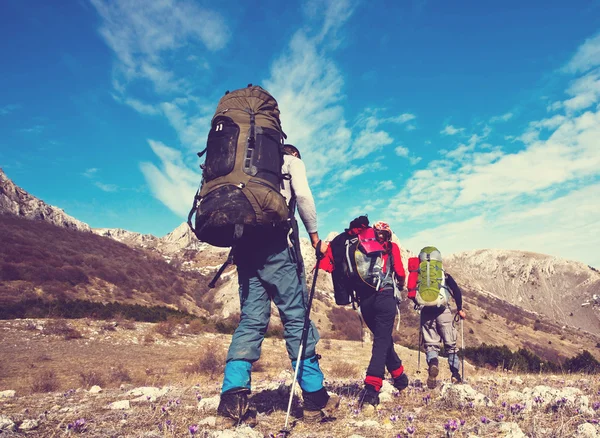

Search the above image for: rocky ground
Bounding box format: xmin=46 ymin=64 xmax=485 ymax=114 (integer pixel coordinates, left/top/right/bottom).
xmin=2 ymin=319 xmax=600 ymax=437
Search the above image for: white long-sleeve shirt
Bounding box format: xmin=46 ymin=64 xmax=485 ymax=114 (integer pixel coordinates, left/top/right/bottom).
xmin=281 ymin=155 xmax=318 ymax=234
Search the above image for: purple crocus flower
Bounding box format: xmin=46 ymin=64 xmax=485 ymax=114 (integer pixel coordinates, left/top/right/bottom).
xmin=460 ymin=419 xmax=466 ymax=426
xmin=593 ymin=402 xmax=600 ymax=410
xmin=406 ymin=426 xmax=415 ymax=434
xmin=407 ymin=414 xmax=414 ymax=422
xmin=480 ymin=416 xmax=490 ymax=424
xmin=189 ymin=424 xmax=199 ymax=435
xmin=390 ymin=414 xmax=399 ymax=422
xmin=497 ymin=414 xmax=505 ymax=421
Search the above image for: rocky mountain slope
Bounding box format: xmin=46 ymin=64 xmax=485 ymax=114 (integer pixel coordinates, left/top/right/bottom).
xmin=2 ymin=169 xmax=600 ymax=363
xmin=0 ymin=168 xmax=90 ymax=232
xmin=446 ymin=249 xmax=600 ymax=333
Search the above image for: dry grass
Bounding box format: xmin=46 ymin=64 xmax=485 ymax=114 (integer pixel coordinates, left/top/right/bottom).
xmin=327 ymin=361 xmax=361 ymax=378
xmin=31 ymin=370 xmax=59 ymax=393
xmin=3 ymin=318 xmax=600 ymax=437
xmin=79 ymin=370 xmax=104 ymax=388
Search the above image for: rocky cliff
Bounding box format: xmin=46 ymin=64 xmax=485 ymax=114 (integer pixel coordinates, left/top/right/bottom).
xmin=0 ymin=168 xmax=90 ymax=232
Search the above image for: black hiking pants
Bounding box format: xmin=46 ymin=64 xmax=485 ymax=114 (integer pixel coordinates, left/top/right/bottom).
xmin=359 ymin=288 xmax=402 ymax=379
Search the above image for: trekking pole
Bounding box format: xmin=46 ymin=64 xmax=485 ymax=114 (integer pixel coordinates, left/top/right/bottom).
xmin=281 ymin=241 xmax=323 ymax=436
xmin=417 ymin=326 xmax=422 ymax=374
xmin=461 ymin=318 xmax=465 ymax=382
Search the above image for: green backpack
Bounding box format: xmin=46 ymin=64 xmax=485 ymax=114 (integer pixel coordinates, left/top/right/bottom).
xmin=415 ymin=246 xmax=449 ymax=307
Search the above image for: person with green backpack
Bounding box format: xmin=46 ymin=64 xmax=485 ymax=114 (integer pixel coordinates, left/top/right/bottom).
xmin=407 ymin=246 xmax=466 ymax=389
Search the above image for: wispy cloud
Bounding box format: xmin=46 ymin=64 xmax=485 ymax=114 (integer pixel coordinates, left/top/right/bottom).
xmin=83 ymin=168 xmax=98 ymax=178
xmin=564 ymin=32 xmax=600 ymax=74
xmin=490 ymin=112 xmax=513 ymax=123
xmin=91 ymin=0 xmax=229 ymax=94
xmin=0 ymin=104 xmax=20 ymax=115
xmin=395 ymin=146 xmax=409 ymax=157
xmin=440 ymin=124 xmax=464 ymax=135
xmin=139 ymin=140 xmax=199 ymax=216
xmin=379 ymin=180 xmax=396 ymax=190
xmin=19 ymin=125 xmax=45 ymax=134
xmin=95 ymin=182 xmax=119 ymax=192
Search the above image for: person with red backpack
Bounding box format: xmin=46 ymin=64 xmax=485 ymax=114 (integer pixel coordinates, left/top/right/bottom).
xmin=319 ymin=217 xmax=409 ymax=410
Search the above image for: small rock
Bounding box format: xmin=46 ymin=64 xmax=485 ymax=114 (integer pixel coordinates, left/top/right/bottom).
xmin=440 ymin=383 xmax=494 ymax=407
xmin=0 ymin=390 xmax=16 ymax=399
xmin=497 ymin=422 xmax=527 ymax=438
xmin=89 ymin=385 xmax=102 ymax=394
xmin=0 ymin=415 xmax=15 ymax=431
xmin=576 ymin=423 xmax=600 ymax=438
xmin=349 ymin=419 xmax=380 ymax=428
xmin=199 ymin=416 xmax=217 ymax=426
xmin=198 ymin=396 xmax=220 ymax=413
xmin=108 ymin=400 xmax=131 ymax=410
xmin=19 ymin=419 xmax=39 ymax=431
xmin=511 ymin=376 xmax=524 ymax=385
xmin=208 ymin=425 xmax=263 ymax=437
xmin=127 ymin=386 xmax=169 ymax=401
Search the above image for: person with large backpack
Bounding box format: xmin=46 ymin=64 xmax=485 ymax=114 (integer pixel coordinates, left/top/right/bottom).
xmin=319 ymin=217 xmax=409 ymax=411
xmin=407 ymin=246 xmax=466 ymax=389
xmin=188 ymin=85 xmax=338 ymax=427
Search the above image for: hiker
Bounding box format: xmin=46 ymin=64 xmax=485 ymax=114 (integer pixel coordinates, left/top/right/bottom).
xmin=188 ymin=86 xmax=338 ymax=426
xmin=319 ymin=217 xmax=409 ymax=410
xmin=217 ymin=142 xmax=338 ymax=425
xmin=407 ymin=246 xmax=466 ymax=389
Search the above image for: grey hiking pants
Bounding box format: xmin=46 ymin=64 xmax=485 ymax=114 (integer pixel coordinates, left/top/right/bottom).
xmin=420 ymin=306 xmax=460 ymax=370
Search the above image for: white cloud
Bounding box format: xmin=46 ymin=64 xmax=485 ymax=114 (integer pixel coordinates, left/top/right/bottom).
xmin=564 ymin=32 xmax=600 ymax=74
xmin=388 ymin=113 xmax=416 ymax=124
xmin=339 ymin=166 xmax=367 ymax=182
xmin=19 ymin=125 xmax=44 ymax=134
xmin=563 ymin=69 xmax=600 ymax=112
xmin=0 ymin=104 xmax=20 ymax=115
xmin=91 ymin=0 xmax=229 ymax=94
xmin=122 ymin=97 xmax=160 ymax=116
xmin=94 ymin=182 xmax=118 ymax=192
xmin=490 ymin=112 xmax=513 ymax=123
xmin=395 ymin=146 xmax=409 ymax=157
xmin=83 ymin=168 xmax=98 ymax=178
xmin=139 ymin=140 xmax=199 ymax=217
xmin=379 ymin=180 xmax=396 ymax=190
xmin=401 ymin=183 xmax=600 ymax=267
xmin=440 ymin=124 xmax=464 ymax=135
xmin=409 ymin=156 xmax=422 ymax=166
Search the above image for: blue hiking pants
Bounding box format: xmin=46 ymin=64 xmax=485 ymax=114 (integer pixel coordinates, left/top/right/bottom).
xmin=221 ymin=228 xmax=322 ymax=393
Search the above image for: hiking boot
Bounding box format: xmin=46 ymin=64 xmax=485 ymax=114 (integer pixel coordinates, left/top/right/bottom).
xmin=427 ymin=358 xmax=439 ymax=389
xmin=393 ymin=373 xmax=409 ymax=391
xmin=303 ymin=391 xmax=340 ymax=423
xmin=451 ymin=369 xmax=462 ymax=384
xmin=358 ymin=384 xmax=380 ymax=408
xmin=217 ymin=388 xmax=252 ymax=427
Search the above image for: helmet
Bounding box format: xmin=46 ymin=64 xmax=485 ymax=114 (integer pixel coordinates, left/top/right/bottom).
xmin=373 ymin=221 xmax=392 ymax=240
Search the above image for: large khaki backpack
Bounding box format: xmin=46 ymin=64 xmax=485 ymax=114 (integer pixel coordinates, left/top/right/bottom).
xmin=188 ymin=85 xmax=289 ymax=247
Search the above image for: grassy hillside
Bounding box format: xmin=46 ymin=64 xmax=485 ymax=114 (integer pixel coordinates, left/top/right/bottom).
xmin=0 ymin=214 xmax=217 ymax=315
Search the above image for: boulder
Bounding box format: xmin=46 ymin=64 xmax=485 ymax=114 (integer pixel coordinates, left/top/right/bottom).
xmin=89 ymin=385 xmax=102 ymax=394
xmin=108 ymin=400 xmax=130 ymax=410
xmin=197 ymin=396 xmax=220 ymax=413
xmin=576 ymin=423 xmax=600 ymax=438
xmin=440 ymin=383 xmax=494 ymax=408
xmin=18 ymin=419 xmax=39 ymax=431
xmin=0 ymin=416 xmax=15 ymax=431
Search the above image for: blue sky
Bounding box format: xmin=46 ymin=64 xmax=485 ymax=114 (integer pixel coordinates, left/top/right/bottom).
xmin=1 ymin=0 xmax=600 ymax=266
